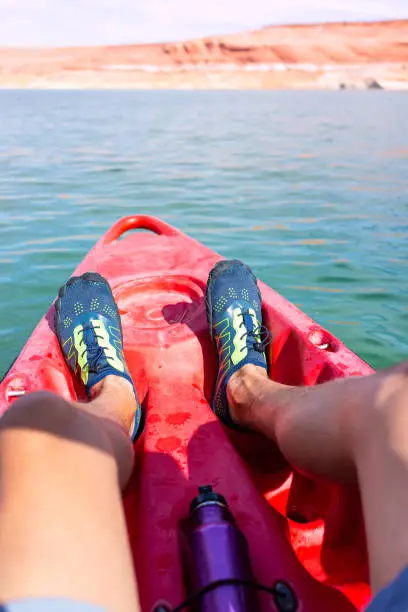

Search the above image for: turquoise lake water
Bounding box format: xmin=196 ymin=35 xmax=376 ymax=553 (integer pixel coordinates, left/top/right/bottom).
xmin=0 ymin=90 xmax=407 ymax=377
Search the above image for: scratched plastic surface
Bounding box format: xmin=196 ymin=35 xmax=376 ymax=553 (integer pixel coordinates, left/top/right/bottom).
xmin=0 ymin=216 xmax=374 ymax=611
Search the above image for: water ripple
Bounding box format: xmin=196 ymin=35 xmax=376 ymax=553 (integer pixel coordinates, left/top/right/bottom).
xmin=0 ymin=90 xmax=407 ymax=375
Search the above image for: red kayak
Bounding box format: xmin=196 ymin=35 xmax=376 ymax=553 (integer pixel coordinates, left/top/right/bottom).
xmin=0 ymin=216 xmax=374 ymax=611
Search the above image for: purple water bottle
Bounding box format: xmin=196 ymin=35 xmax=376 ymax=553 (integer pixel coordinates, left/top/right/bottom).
xmin=180 ymin=485 xmax=261 ymax=612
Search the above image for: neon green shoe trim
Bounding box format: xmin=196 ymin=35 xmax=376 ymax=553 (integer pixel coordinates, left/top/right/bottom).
xmin=91 ymin=320 xmax=125 ymax=373
xmin=231 ymin=307 xmax=247 ymax=365
xmin=73 ymin=324 xmax=89 ymax=385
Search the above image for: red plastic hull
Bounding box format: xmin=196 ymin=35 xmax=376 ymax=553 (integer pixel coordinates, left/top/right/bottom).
xmin=0 ymin=216 xmax=374 ymax=611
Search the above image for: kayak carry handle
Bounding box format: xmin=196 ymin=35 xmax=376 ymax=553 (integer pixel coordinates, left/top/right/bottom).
xmin=101 ymin=215 xmax=180 ymax=245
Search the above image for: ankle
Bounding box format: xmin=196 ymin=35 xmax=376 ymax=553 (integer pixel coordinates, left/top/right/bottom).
xmin=226 ymin=365 xmax=268 ymax=427
xmin=90 ymin=375 xmax=133 ymax=400
xmin=88 ymin=375 xmax=137 ymax=433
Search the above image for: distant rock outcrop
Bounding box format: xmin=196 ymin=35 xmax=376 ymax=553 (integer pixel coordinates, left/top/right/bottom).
xmin=365 ymin=78 xmax=383 ymax=89
xmin=155 ymin=20 xmax=408 ymax=67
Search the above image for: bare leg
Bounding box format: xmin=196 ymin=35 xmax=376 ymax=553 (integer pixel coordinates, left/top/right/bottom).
xmin=227 ymin=361 xmax=408 ymax=594
xmin=0 ymin=376 xmax=140 ymax=611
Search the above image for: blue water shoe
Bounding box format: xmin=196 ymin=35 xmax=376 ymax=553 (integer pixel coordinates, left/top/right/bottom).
xmin=55 ymin=272 xmax=143 ymax=441
xmin=206 ymin=260 xmax=270 ymax=427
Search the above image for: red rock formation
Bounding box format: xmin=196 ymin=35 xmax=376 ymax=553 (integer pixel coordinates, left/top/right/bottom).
xmin=0 ymin=20 xmax=407 ymax=89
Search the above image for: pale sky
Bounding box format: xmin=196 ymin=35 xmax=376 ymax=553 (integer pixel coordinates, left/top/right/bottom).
xmin=0 ymin=0 xmax=406 ymax=47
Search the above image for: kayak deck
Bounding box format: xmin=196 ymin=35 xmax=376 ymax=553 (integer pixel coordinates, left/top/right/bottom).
xmin=0 ymin=216 xmax=374 ymax=611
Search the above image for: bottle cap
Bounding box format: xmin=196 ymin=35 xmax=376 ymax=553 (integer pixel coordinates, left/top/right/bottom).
xmin=190 ymin=485 xmax=228 ymax=512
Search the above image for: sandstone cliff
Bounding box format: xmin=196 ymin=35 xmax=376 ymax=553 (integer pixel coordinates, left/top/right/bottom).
xmin=0 ymin=20 xmax=407 ymax=89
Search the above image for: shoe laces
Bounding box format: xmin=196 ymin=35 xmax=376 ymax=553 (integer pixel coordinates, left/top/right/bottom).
xmin=238 ymin=311 xmax=272 ymax=353
xmin=79 ymin=324 xmax=106 ymax=372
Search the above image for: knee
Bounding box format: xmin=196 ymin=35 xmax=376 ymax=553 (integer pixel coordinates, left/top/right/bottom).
xmin=375 ymin=361 xmax=408 ymax=413
xmin=0 ymin=391 xmax=78 ymax=434
xmin=345 ymin=362 xmax=408 ymax=453
xmin=0 ymin=391 xmax=133 ymax=487
xmin=354 ymin=362 xmax=408 ymax=450
xmin=0 ymin=391 xmax=112 ymax=455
